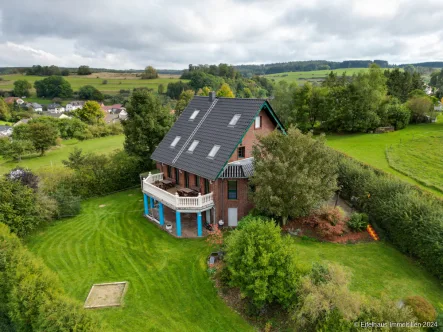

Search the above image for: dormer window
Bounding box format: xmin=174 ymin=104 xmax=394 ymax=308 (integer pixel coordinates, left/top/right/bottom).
xmin=188 ymin=140 xmax=199 ymax=153
xmin=189 ymin=110 xmax=200 ymax=120
xmin=207 ymin=145 xmax=220 ymax=159
xmin=170 ymin=136 xmax=181 ymax=148
xmin=228 ymin=114 xmax=241 ymax=127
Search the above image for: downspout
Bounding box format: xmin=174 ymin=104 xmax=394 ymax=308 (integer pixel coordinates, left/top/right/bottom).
xmin=221 ymin=179 xmax=225 ymax=223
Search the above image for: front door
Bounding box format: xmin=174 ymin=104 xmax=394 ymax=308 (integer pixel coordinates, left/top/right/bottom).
xmin=228 ymin=208 xmax=238 ymax=227
xmin=206 ymin=209 xmax=211 ymax=224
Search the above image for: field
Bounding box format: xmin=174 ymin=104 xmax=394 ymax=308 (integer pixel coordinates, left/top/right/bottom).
xmin=0 ymin=135 xmax=124 ymax=174
xmin=265 ymin=68 xmax=372 ymax=85
xmin=26 ymin=190 xmax=443 ymax=331
xmin=0 ymin=73 xmax=186 ymax=97
xmin=326 ymin=122 xmax=443 ymax=197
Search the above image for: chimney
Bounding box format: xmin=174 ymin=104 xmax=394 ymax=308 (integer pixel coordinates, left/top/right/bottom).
xmin=209 ymin=91 xmax=216 ymax=102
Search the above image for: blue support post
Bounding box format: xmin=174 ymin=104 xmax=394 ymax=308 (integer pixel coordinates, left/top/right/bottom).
xmin=176 ymin=211 xmax=181 ymax=237
xmin=143 ymin=194 xmax=149 ymax=215
xmin=197 ymin=212 xmax=202 ymax=237
xmin=159 ymin=202 xmax=164 ymax=226
xmin=150 ymin=197 xmax=155 ymax=209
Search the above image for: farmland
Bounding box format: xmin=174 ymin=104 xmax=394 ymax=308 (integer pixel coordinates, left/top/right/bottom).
xmin=264 ymin=68 xmax=372 ymax=85
xmin=326 ymin=122 xmax=443 ymax=197
xmin=0 ymin=135 xmax=124 ymax=174
xmin=0 ymin=72 xmax=186 ymax=96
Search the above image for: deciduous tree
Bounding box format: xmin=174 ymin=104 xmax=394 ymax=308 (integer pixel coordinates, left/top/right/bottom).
xmin=77 ymin=65 xmax=92 ymax=75
xmin=34 ymin=76 xmax=73 ymax=98
xmin=28 ymin=122 xmax=59 ymax=155
xmin=78 ymin=85 xmax=104 ymax=101
xmin=175 ymin=90 xmax=194 ymax=116
xmin=122 ymin=89 xmax=172 ymax=164
xmin=73 ymin=101 xmax=104 ymax=124
xmin=0 ymin=97 xmax=11 ymax=121
xmin=13 ymin=79 xmax=32 ymax=97
xmin=141 ymin=66 xmax=159 ymax=79
xmin=251 ymin=127 xmax=338 ymax=225
xmin=216 ymin=83 xmax=235 ymax=98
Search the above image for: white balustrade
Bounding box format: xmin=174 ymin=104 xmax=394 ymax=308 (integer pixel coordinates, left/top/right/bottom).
xmin=142 ymin=172 xmax=213 ymax=210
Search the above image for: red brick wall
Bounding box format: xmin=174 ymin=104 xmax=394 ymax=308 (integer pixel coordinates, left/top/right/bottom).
xmin=213 ymin=178 xmax=253 ymax=224
xmin=228 ymin=108 xmax=276 ymax=163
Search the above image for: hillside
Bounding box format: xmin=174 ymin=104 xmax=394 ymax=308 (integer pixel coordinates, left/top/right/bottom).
xmin=265 ymin=68 xmax=371 ymax=85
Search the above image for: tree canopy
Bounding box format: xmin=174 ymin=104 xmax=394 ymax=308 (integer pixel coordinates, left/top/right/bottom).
xmin=216 ymin=83 xmax=235 ymax=98
xmin=122 ymin=89 xmax=172 ymax=165
xmin=13 ymin=80 xmax=32 ymax=97
xmin=78 ymin=85 xmax=104 ymax=101
xmin=251 ymin=127 xmax=338 ymax=224
xmin=141 ymin=66 xmax=159 ymax=79
xmin=34 ymin=76 xmax=73 ymax=98
xmin=175 ymin=90 xmax=194 ymax=117
xmin=77 ymin=65 xmax=92 ymax=75
xmin=73 ymin=101 xmax=104 ymax=124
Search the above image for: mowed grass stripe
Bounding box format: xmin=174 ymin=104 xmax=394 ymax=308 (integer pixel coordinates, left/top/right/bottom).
xmin=26 ymin=189 xmax=253 ymax=332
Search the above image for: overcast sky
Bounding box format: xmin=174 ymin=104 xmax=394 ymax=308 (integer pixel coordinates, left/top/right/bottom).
xmin=1 ymin=0 xmax=443 ymax=70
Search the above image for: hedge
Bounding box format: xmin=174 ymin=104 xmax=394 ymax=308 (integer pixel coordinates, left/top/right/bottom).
xmin=337 ymin=154 xmax=443 ymax=280
xmin=0 ymin=223 xmax=101 ymax=331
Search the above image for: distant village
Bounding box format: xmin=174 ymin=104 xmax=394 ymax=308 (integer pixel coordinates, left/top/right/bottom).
xmin=0 ymin=97 xmax=127 ymax=137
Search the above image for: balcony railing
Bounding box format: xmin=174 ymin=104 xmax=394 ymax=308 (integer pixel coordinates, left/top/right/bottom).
xmin=142 ymin=172 xmax=214 ymax=211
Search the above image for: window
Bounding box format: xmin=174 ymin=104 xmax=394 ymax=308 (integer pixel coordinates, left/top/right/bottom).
xmin=238 ymin=146 xmax=245 ymax=158
xmin=167 ymin=165 xmax=172 ymax=178
xmin=254 ymin=116 xmax=262 ymax=129
xmin=188 ymin=140 xmax=199 ymax=153
xmin=228 ymin=181 xmax=237 ymax=200
xmin=204 ymin=179 xmax=210 ymax=194
xmin=189 ymin=110 xmax=200 ymax=120
xmin=207 ymin=145 xmax=220 ymax=158
xmin=185 ymin=172 xmax=189 ymax=187
xmin=175 ymin=168 xmax=180 ymax=185
xmin=195 ymin=175 xmax=200 ymax=187
xmin=228 ymin=114 xmax=241 ymax=127
xmin=170 ymin=136 xmax=181 ymax=147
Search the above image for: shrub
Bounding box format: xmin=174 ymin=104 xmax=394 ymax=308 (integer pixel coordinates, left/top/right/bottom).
xmin=347 ymin=212 xmax=369 ymax=232
xmin=236 ymin=214 xmax=269 ymax=230
xmin=0 ymin=223 xmax=101 ymax=331
xmin=225 ymin=218 xmax=301 ymax=310
xmin=291 ymin=264 xmax=361 ymax=331
xmin=337 ymin=154 xmax=443 ymax=280
xmin=50 ymin=186 xmax=82 ymax=219
xmin=404 ymin=296 xmax=437 ymax=322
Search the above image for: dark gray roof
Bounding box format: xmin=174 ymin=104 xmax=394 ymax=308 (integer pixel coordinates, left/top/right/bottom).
xmin=151 ymin=96 xmax=282 ymax=180
xmin=220 ymin=158 xmax=254 ymax=178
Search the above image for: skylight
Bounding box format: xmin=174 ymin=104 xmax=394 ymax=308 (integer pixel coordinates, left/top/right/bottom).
xmin=188 ymin=140 xmax=199 ymax=152
xmin=208 ymin=145 xmax=221 ymax=158
xmin=170 ymin=136 xmax=181 ymax=148
xmin=189 ymin=110 xmax=200 ymax=120
xmin=228 ymin=114 xmax=241 ymax=126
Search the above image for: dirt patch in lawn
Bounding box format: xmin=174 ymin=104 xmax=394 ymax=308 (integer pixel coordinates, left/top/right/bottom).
xmin=99 ymin=204 xmax=106 ymax=208
xmin=84 ymin=282 xmax=128 ymax=309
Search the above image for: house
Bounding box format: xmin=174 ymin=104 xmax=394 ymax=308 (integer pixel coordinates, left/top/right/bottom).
xmin=142 ymin=92 xmax=285 ymax=237
xmin=112 ymin=108 xmax=127 ymax=120
xmin=0 ymin=125 xmax=13 ymax=137
xmin=66 ymin=101 xmax=85 ymax=112
xmin=4 ymin=97 xmax=24 ymax=105
xmin=31 ymin=103 xmax=43 ymax=112
xmin=425 ymin=85 xmax=432 ymax=95
xmin=47 ymin=103 xmax=65 ymax=113
xmin=101 ymin=104 xmax=122 ymax=112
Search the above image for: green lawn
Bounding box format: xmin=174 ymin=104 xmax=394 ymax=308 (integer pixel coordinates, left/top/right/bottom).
xmin=293 ymin=238 xmax=443 ymax=308
xmin=26 ymin=189 xmax=252 ymax=332
xmin=25 ymin=190 xmax=443 ymax=331
xmin=326 ymin=123 xmax=443 ymax=197
xmin=0 ymin=74 xmax=186 ymax=96
xmin=0 ymin=120 xmax=13 ymax=125
xmin=0 ymin=135 xmax=124 ymax=174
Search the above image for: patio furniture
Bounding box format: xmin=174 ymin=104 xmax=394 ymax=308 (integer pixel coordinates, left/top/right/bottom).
xmin=177 ymin=187 xmax=197 ymax=197
xmin=160 ymin=179 xmax=174 ymax=189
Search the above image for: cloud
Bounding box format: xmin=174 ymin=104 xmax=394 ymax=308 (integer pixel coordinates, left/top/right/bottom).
xmin=0 ymin=0 xmax=442 ymax=69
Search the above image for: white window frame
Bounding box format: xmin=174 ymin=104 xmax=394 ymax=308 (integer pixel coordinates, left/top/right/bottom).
xmin=188 ymin=140 xmax=199 ymax=153
xmin=207 ymin=145 xmax=221 ymax=158
xmin=254 ymin=116 xmax=261 ymax=129
xmin=170 ymin=136 xmax=181 ymax=147
xmin=189 ymin=110 xmax=200 ymax=120
xmin=228 ymin=114 xmax=241 ymax=127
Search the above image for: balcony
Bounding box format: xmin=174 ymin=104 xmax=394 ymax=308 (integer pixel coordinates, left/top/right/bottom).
xmin=142 ymin=172 xmax=214 ymax=212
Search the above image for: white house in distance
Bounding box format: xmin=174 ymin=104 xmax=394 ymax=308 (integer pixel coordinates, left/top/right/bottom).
xmin=0 ymin=125 xmax=13 ymax=137
xmin=28 ymin=103 xmax=43 ymax=112
xmin=47 ymin=103 xmax=65 ymax=113
xmin=66 ymin=101 xmax=85 ymax=112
